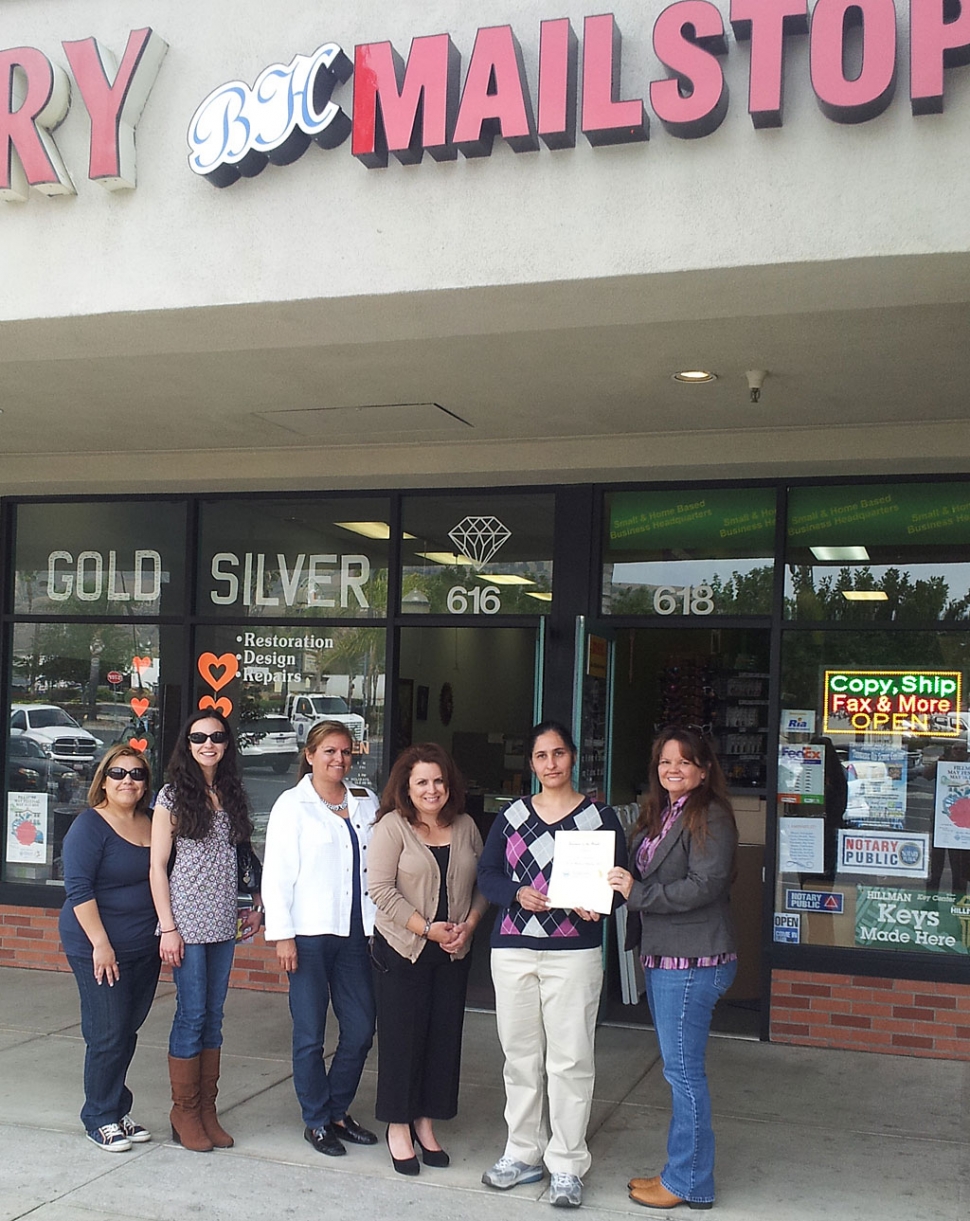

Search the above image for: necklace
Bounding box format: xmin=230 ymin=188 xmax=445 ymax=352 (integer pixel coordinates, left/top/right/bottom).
xmin=320 ymin=793 xmax=348 ymax=813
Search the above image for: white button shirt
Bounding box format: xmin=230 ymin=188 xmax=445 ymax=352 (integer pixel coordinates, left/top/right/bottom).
xmin=262 ymin=773 xmax=378 ymax=941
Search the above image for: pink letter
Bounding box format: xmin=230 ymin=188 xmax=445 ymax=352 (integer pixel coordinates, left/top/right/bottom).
xmin=538 ymin=18 xmax=578 ymax=149
xmin=730 ymin=0 xmax=808 ymax=127
xmin=453 ymin=25 xmax=537 ymax=156
xmin=650 ymin=1 xmax=729 ymax=138
xmin=810 ymin=0 xmax=897 ymax=122
xmin=352 ymin=34 xmax=459 ymax=167
xmin=910 ymin=0 xmax=970 ymax=114
xmin=0 ymin=46 xmax=73 ymax=201
xmin=62 ymin=28 xmax=167 ymax=190
xmin=582 ymin=13 xmax=649 ymax=145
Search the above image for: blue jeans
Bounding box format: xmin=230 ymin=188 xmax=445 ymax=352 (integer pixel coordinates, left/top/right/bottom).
xmin=68 ymin=951 xmax=161 ymax=1132
xmin=288 ymin=930 xmax=375 ymax=1129
xmin=169 ymin=939 xmax=236 ymax=1058
xmin=645 ymin=960 xmax=738 ymax=1204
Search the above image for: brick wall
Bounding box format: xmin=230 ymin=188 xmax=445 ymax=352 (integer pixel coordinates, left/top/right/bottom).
xmin=0 ymin=904 xmax=288 ymax=991
xmin=771 ymin=969 xmax=970 ymax=1060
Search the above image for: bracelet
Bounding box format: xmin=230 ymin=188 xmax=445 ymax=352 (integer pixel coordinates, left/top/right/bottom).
xmin=250 ymin=905 xmax=264 ymax=914
xmin=422 ymin=916 xmax=432 ymax=938
xmin=160 ymin=928 xmax=177 ymax=935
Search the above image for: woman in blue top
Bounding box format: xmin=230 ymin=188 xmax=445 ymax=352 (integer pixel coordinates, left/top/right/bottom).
xmin=59 ymin=743 xmax=160 ymax=1153
xmin=478 ymin=720 xmax=626 ymax=1210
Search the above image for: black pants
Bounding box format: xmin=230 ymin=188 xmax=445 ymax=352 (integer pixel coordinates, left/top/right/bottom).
xmin=373 ymin=933 xmax=472 ymax=1123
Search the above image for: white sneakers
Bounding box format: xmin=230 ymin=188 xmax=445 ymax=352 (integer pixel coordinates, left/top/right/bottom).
xmin=549 ymin=1172 xmax=583 ymax=1208
xmin=482 ymin=1156 xmax=545 ymax=1189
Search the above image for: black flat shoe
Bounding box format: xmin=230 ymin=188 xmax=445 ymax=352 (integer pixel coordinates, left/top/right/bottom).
xmin=410 ymin=1123 xmax=450 ymax=1168
xmin=331 ymin=1115 xmax=378 ymax=1146
xmin=304 ymin=1125 xmax=346 ymax=1157
xmin=385 ymin=1126 xmax=419 ymax=1176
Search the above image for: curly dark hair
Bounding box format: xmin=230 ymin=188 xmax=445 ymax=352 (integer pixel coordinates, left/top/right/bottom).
xmin=377 ymin=742 xmax=465 ymax=826
xmin=164 ymin=709 xmax=252 ymax=843
xmin=635 ymin=725 xmax=734 ymax=845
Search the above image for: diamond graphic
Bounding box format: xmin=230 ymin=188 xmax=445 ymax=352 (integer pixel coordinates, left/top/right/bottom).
xmin=448 ymin=516 xmax=511 ymax=570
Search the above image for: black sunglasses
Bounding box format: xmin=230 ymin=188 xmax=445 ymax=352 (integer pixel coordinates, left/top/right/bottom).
xmin=187 ymin=731 xmax=229 ymax=744
xmin=105 ymin=766 xmax=149 ymax=782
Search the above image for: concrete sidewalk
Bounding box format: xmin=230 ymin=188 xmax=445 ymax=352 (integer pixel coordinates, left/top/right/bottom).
xmin=0 ymin=965 xmax=965 ymax=1221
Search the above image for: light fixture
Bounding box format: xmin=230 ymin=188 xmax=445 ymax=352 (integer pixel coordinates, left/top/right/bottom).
xmin=414 ymin=551 xmax=474 ymax=566
xmin=673 ymin=369 xmax=717 ymax=384
xmin=475 ymin=574 xmax=535 ymax=586
xmin=811 ymin=546 xmax=871 ymax=562
xmin=335 ymin=522 xmax=416 ymax=540
xmin=526 ymin=591 xmax=553 ymax=602
xmin=401 ymin=590 xmax=431 ymax=614
xmin=843 ymin=590 xmax=888 ymax=601
xmin=745 ymin=369 xmax=767 ymax=403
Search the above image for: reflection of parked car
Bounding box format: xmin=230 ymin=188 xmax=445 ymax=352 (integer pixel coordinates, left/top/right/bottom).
xmin=10 ymin=704 xmax=102 ymax=773
xmin=7 ymin=736 xmax=78 ymax=801
xmin=238 ymin=716 xmax=299 ymax=774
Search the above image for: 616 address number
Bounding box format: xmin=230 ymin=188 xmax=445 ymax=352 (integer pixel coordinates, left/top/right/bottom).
xmin=447 ymin=585 xmax=501 ymax=614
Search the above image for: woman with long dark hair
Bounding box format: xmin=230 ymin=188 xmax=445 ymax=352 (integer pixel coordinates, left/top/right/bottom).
xmin=150 ymin=709 xmax=262 ymax=1153
xmin=368 ymin=742 xmax=487 ymax=1174
xmin=60 ymin=743 xmax=159 ymax=1152
xmin=608 ymin=726 xmax=738 ymax=1211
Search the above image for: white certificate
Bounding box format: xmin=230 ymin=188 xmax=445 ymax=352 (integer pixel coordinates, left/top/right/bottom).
xmin=547 ymin=830 xmax=615 ymax=915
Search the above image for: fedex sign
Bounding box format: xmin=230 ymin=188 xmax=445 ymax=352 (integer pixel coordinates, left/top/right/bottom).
xmin=188 ymin=4 xmax=970 ymax=188
xmin=0 ymin=28 xmax=167 ymax=201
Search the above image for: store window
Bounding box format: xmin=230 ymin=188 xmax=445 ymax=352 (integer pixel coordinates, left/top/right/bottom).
xmin=197 ymin=497 xmax=391 ymax=619
xmin=785 ymin=481 xmax=970 ymax=622
xmin=14 ymin=501 xmax=186 ymax=617
xmin=5 ymin=622 xmax=176 ymax=885
xmin=602 ymin=487 xmax=776 ymax=616
xmin=775 ymin=629 xmax=970 ymax=957
xmin=193 ymin=624 xmax=386 ymax=854
xmin=401 ymin=493 xmax=554 ymax=615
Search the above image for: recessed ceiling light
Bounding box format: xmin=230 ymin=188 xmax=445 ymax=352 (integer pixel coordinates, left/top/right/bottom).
xmin=414 ymin=551 xmax=475 ymax=566
xmin=673 ymin=370 xmax=717 ymax=384
xmin=526 ymin=591 xmax=553 ymax=602
xmin=811 ymin=546 xmax=871 ymax=562
xmin=843 ymin=590 xmax=888 ymax=601
xmin=475 ymin=574 xmax=535 ymax=586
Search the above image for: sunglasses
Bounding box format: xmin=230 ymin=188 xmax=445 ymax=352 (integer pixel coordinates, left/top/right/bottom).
xmin=187 ymin=730 xmax=229 ymax=744
xmin=105 ymin=766 xmax=149 ymax=782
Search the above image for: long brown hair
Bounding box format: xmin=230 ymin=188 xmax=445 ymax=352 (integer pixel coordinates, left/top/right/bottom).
xmin=634 ymin=726 xmax=734 ymax=843
xmin=377 ymin=742 xmax=465 ymax=826
xmin=165 ymin=709 xmax=252 ymax=844
xmin=87 ymin=744 xmax=152 ymax=815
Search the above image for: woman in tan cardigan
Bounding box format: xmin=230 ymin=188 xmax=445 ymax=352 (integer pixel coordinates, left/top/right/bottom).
xmin=368 ymin=742 xmax=488 ymax=1176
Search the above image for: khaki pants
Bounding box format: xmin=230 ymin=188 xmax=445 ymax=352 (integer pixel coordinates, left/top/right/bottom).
xmin=491 ymin=946 xmax=603 ymax=1177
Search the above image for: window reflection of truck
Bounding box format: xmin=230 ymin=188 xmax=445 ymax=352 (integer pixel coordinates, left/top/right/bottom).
xmin=10 ymin=704 xmax=103 ymax=774
xmin=284 ymin=695 xmax=367 ymax=752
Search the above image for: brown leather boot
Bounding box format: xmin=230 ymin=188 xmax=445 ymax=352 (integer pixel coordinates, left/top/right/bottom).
xmin=168 ymin=1054 xmax=213 ymax=1152
xmin=199 ymin=1047 xmax=234 ymax=1148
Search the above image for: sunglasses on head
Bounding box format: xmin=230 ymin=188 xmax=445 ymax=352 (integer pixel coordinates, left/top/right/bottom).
xmin=105 ymin=766 xmax=149 ymax=782
xmin=188 ymin=730 xmax=229 ymax=744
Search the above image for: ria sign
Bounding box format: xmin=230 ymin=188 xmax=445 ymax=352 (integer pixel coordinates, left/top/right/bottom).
xmin=188 ymin=4 xmax=970 ymax=188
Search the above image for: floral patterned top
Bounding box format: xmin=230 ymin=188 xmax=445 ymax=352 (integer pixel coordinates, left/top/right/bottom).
xmin=156 ymin=783 xmax=237 ymax=944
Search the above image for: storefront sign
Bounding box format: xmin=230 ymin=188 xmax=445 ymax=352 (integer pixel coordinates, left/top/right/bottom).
xmin=933 ymin=759 xmax=970 ymax=850
xmin=0 ymin=28 xmax=167 ymax=201
xmin=208 ymin=552 xmax=371 ymax=609
xmin=845 ymin=744 xmax=907 ymax=828
xmin=837 ymin=830 xmax=929 ymax=878
xmin=789 ymin=481 xmax=970 ymax=547
xmin=186 ymin=4 xmax=970 ymax=188
xmin=823 ymin=669 xmax=961 ymax=736
xmin=785 ymin=888 xmax=844 ymax=913
xmin=782 ymin=709 xmax=816 ymax=734
xmin=855 ymin=886 xmax=970 ymax=953
xmin=46 ymin=549 xmax=163 ymax=604
xmin=773 ymin=913 xmax=800 ymax=943
xmin=778 ymin=745 xmax=825 ymax=804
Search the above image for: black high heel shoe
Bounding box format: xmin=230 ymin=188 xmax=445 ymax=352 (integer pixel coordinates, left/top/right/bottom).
xmin=385 ymin=1125 xmax=420 ymax=1176
xmin=410 ymin=1122 xmax=450 ymax=1168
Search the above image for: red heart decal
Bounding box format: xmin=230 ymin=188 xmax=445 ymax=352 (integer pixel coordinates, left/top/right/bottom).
xmin=131 ymin=656 xmax=151 ymax=671
xmin=199 ymin=695 xmax=233 ymax=717
xmin=131 ymin=697 xmax=150 ymax=718
xmin=197 ymin=652 xmax=239 ymax=692
xmin=129 ymin=738 xmax=148 ymax=752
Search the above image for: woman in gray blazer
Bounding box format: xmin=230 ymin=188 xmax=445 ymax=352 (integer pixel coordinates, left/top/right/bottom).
xmin=608 ymin=727 xmax=738 ymax=1212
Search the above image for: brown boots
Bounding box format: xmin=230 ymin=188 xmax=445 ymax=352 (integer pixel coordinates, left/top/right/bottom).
xmin=199 ymin=1047 xmax=234 ymax=1147
xmin=169 ymin=1051 xmax=234 ymax=1151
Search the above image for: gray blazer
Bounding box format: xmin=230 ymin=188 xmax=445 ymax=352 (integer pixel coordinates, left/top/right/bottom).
xmin=624 ymin=801 xmax=738 ymax=961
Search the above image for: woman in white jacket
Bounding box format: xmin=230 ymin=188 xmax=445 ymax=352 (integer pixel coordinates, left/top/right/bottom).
xmin=262 ymin=720 xmax=379 ymax=1158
